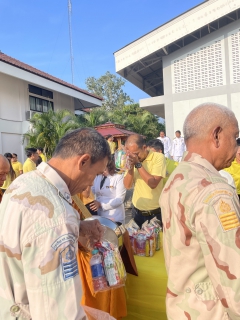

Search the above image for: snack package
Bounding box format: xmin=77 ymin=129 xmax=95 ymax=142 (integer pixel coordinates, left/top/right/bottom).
xmin=90 ymin=240 xmax=126 ymax=292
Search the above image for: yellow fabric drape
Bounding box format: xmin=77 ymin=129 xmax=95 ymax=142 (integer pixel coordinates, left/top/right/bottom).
xmin=123 ymin=234 xmax=167 ymax=320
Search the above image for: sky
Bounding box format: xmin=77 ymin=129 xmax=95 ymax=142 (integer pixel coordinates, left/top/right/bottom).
xmin=0 ymin=0 xmax=203 ymax=102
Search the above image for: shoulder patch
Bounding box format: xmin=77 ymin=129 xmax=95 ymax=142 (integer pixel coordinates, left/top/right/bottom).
xmin=213 ymin=198 xmax=240 ymax=232
xmin=60 ymin=244 xmax=78 ymax=281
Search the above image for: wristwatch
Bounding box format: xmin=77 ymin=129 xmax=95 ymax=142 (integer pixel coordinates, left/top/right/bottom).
xmin=135 ymin=162 xmax=142 ymax=169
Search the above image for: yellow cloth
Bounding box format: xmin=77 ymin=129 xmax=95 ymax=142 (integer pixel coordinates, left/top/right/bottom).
xmin=124 ymin=233 xmax=167 ymax=320
xmin=1 ymin=174 xmax=12 ymax=190
xmin=12 ymin=161 xmax=23 ymax=177
xmin=77 ymin=250 xmax=127 ymax=320
xmin=130 ymin=151 xmax=166 ymax=210
xmin=163 ymin=158 xmax=178 ymax=186
xmin=108 ymin=141 xmax=116 ymax=155
xmin=23 ymin=158 xmax=36 ymax=173
xmin=224 ymin=159 xmax=240 ymax=194
xmin=39 ymin=153 xmax=47 ymax=162
xmin=82 ymin=190 xmax=95 ymax=205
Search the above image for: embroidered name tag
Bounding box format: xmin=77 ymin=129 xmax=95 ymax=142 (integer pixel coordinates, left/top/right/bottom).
xmin=51 ymin=233 xmax=76 ymax=251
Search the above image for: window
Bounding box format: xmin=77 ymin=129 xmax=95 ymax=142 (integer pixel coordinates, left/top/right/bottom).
xmin=29 ymin=96 xmax=54 ymax=113
xmin=29 ymin=84 xmax=53 ymax=99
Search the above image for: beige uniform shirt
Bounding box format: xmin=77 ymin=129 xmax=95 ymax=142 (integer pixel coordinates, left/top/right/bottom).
xmin=160 ymin=152 xmax=240 ymax=320
xmin=0 ymin=162 xmax=87 ymax=319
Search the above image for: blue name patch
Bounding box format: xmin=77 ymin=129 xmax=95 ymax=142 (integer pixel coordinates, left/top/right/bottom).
xmin=60 ymin=244 xmax=79 ymax=281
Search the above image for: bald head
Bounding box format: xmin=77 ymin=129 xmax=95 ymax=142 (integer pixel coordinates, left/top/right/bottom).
xmin=0 ymin=155 xmax=10 ymax=187
xmin=125 ymin=134 xmax=145 ymax=148
xmin=183 ymin=103 xmax=239 ymax=170
xmin=183 ymin=103 xmax=237 ymax=142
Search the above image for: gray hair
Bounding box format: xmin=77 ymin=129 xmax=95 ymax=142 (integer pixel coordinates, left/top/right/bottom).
xmin=53 ymin=128 xmax=111 ymax=163
xmin=183 ymin=103 xmax=237 ymax=141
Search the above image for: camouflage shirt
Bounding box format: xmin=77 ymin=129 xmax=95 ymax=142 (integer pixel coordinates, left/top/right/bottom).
xmin=160 ymin=152 xmax=240 ymax=320
xmin=0 ymin=162 xmax=87 ymax=320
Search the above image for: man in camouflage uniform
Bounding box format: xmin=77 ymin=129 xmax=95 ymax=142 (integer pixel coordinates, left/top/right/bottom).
xmin=0 ymin=128 xmax=110 ymax=319
xmin=160 ymin=103 xmax=240 ymax=319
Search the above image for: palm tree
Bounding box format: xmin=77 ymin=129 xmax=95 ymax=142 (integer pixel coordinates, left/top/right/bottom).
xmin=23 ymin=109 xmax=80 ymax=158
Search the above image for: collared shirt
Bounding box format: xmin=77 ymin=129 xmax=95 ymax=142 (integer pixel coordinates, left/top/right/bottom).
xmin=39 ymin=153 xmax=47 ymax=162
xmin=130 ymin=151 xmax=166 ymax=211
xmin=12 ymin=161 xmax=23 ymax=177
xmin=171 ymin=137 xmax=186 ymax=156
xmin=157 ymin=136 xmax=172 ymax=155
xmin=23 ymin=158 xmax=36 ymax=173
xmin=224 ymin=159 xmax=240 ymax=194
xmin=0 ymin=162 xmax=86 ymax=320
xmin=163 ymin=158 xmax=178 ymax=187
xmin=92 ymin=173 xmax=126 ymax=223
xmin=160 ymin=152 xmax=240 ymax=320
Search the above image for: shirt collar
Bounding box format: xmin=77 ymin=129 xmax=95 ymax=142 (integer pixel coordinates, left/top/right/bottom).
xmin=143 ymin=150 xmax=154 ymax=162
xmin=37 ymin=162 xmax=72 ymax=203
xmin=182 ymin=151 xmax=220 ymax=175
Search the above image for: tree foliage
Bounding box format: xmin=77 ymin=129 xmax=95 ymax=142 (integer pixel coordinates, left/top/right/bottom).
xmin=23 ymin=109 xmax=80 ymax=158
xmin=85 ymin=71 xmax=133 ymax=110
xmin=77 ymin=104 xmax=165 ymax=140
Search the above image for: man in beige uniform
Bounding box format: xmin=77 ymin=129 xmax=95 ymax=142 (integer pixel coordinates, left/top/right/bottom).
xmin=160 ymin=103 xmax=240 ymax=320
xmin=0 ymin=128 xmax=110 ymax=319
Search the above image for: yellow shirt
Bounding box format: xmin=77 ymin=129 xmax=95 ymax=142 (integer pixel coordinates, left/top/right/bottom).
xmin=39 ymin=153 xmax=47 ymax=162
xmin=163 ymin=158 xmax=178 ymax=186
xmin=1 ymin=174 xmax=12 ymax=190
xmin=108 ymin=141 xmax=116 ymax=155
xmin=129 ymin=151 xmax=166 ymax=211
xmin=23 ymin=158 xmax=36 ymax=173
xmin=12 ymin=161 xmax=23 ymax=177
xmin=224 ymin=159 xmax=240 ymax=194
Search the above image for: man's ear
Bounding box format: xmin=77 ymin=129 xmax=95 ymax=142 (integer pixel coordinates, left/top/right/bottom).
xmin=78 ymin=154 xmax=91 ymax=170
xmin=212 ymin=126 xmax=222 ymax=148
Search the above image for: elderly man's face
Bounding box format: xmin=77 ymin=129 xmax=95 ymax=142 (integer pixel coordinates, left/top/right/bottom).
xmin=160 ymin=132 xmax=165 ymax=138
xmin=220 ymin=120 xmax=239 ymax=169
xmin=0 ymin=159 xmax=10 ymax=187
xmin=72 ymin=156 xmax=109 ymax=195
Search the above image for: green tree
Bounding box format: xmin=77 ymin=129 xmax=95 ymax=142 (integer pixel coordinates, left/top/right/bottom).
xmin=23 ymin=109 xmax=80 ymax=158
xmin=85 ymin=71 xmax=133 ymax=110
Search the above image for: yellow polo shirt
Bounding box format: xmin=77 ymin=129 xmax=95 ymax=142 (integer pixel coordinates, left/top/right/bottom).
xmin=130 ymin=151 xmax=166 ymax=211
xmin=163 ymin=158 xmax=178 ymax=186
xmin=224 ymin=159 xmax=240 ymax=194
xmin=23 ymin=158 xmax=36 ymax=173
xmin=1 ymin=175 xmax=12 ymax=190
xmin=39 ymin=153 xmax=47 ymax=162
xmin=12 ymin=161 xmax=23 ymax=177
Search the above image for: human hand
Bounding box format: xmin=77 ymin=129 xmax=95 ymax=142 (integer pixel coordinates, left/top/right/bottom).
xmin=89 ymin=200 xmax=101 ymax=211
xmin=79 ymin=220 xmax=104 ymax=242
xmin=128 ymin=153 xmax=140 ymax=166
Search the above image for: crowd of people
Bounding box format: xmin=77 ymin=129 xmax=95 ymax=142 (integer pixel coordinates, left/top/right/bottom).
xmin=0 ymin=102 xmax=240 ymax=319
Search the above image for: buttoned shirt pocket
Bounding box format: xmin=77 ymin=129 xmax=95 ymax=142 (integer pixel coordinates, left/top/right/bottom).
xmin=194 ymin=282 xmax=218 ymax=301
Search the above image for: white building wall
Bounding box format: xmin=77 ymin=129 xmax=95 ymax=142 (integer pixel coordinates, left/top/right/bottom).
xmin=0 ymin=72 xmax=76 ymax=162
xmin=160 ymin=19 xmax=240 ymax=139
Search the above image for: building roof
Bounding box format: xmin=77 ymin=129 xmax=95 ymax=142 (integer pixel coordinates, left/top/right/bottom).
xmin=0 ymin=52 xmax=103 ymax=101
xmin=95 ymin=122 xmax=139 ymax=137
xmin=114 ymin=0 xmax=240 ymax=97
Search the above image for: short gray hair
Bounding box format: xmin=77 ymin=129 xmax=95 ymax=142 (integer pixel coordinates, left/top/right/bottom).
xmin=183 ymin=103 xmax=237 ymax=141
xmin=53 ymin=128 xmax=111 ymax=163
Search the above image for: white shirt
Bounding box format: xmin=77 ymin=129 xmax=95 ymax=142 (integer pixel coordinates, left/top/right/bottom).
xmin=219 ymin=170 xmax=236 ymax=189
xmin=0 ymin=162 xmax=86 ymax=320
xmin=171 ymin=137 xmax=186 ymax=157
xmin=92 ymin=173 xmax=126 ymax=223
xmin=157 ymin=136 xmax=172 ymax=155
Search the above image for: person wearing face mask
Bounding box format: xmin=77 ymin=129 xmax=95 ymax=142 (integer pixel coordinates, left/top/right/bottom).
xmin=90 ymin=159 xmax=126 ymax=224
xmin=224 ymin=138 xmax=240 ymax=200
